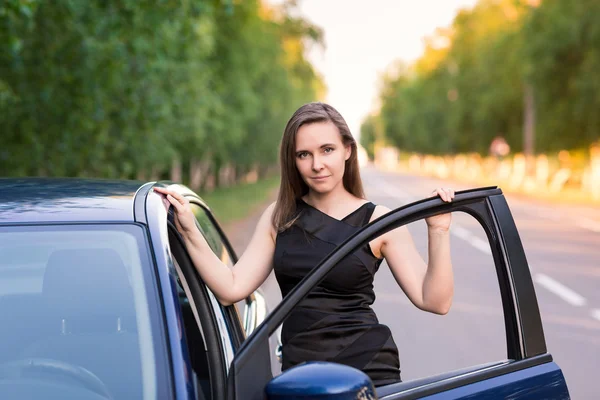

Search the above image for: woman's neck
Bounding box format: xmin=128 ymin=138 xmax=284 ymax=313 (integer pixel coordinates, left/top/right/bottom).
xmin=303 ymin=185 xmax=358 ymax=213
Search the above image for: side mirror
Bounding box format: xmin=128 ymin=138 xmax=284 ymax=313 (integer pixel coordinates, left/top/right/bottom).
xmin=243 ymin=289 xmax=268 ymax=336
xmin=275 ymin=327 xmax=282 ymax=364
xmin=242 ymin=289 xmax=284 ymax=373
xmin=265 ymin=361 xmax=377 ymax=399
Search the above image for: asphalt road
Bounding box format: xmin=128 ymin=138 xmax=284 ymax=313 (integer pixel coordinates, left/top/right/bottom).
xmin=228 ymin=166 xmax=599 ymax=399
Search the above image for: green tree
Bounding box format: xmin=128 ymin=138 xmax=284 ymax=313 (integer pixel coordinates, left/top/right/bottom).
xmin=0 ymin=0 xmax=324 ymax=184
xmin=369 ymin=0 xmax=599 ymax=156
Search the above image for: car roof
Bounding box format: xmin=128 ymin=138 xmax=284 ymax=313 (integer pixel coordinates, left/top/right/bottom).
xmin=0 ymin=178 xmax=148 ymax=224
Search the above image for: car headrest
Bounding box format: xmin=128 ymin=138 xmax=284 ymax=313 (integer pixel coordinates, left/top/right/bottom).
xmin=43 ymin=248 xmax=135 ymax=319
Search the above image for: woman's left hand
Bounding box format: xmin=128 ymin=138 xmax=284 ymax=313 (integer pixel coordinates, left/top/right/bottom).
xmin=425 ymin=188 xmax=455 ymax=232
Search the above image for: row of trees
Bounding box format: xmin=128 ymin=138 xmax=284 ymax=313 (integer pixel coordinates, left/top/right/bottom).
xmin=1 ymin=0 xmax=324 ymax=187
xmin=361 ymin=0 xmax=600 ymax=159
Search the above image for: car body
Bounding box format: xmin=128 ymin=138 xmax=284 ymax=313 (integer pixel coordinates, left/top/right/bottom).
xmin=0 ymin=178 xmax=570 ymax=399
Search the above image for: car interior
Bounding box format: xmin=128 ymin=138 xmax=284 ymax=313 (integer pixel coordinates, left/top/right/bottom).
xmin=168 ymin=203 xmax=238 ymax=400
xmin=0 ymin=247 xmax=143 ymax=400
xmin=174 ymin=267 xmax=212 ymax=400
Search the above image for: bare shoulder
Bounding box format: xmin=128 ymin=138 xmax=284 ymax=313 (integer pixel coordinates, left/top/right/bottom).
xmin=370 ymin=204 xmax=393 ymax=222
xmin=264 ymin=201 xmax=277 ymax=215
xmin=367 ymin=204 xmax=393 ymax=258
xmin=257 ymin=201 xmax=277 ymax=225
xmin=258 ymin=202 xmax=278 ymax=242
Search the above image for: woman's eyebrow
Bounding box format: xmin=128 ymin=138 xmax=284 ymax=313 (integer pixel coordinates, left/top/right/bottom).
xmin=295 ymin=143 xmax=336 ymax=153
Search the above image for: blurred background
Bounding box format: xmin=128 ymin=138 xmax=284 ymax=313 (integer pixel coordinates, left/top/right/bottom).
xmin=2 ymin=0 xmax=599 ymax=398
xmin=1 ymin=0 xmax=323 ymax=189
xmin=1 ymin=0 xmax=599 ymax=204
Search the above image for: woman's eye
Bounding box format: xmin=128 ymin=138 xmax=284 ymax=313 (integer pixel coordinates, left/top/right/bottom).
xmin=297 ymin=152 xmax=308 ymax=159
xmin=324 ymin=147 xmax=334 ymax=154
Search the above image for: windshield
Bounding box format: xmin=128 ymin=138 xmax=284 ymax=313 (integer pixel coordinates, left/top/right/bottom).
xmin=0 ymin=224 xmax=158 ymax=400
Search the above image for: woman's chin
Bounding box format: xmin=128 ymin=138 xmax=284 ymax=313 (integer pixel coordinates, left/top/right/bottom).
xmin=306 ymin=182 xmax=338 ymax=195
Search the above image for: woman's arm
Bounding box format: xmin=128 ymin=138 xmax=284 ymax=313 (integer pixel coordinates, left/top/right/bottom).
xmin=372 ymin=188 xmax=455 ymax=315
xmin=155 ymin=187 xmax=276 ymax=306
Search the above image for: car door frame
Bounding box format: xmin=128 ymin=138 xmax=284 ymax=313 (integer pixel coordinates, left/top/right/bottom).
xmin=179 ymin=192 xmax=247 ymax=349
xmin=142 ymin=183 xmax=242 ymax=400
xmin=225 ymin=186 xmax=556 ymax=400
xmin=138 ymin=182 xmax=195 ymax=400
xmin=168 ymin=224 xmax=231 ymax=400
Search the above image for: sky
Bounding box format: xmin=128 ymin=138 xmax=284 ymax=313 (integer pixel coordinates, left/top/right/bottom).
xmin=267 ymin=0 xmax=479 ymax=137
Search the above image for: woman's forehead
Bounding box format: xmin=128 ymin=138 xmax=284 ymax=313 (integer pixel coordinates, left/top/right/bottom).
xmin=295 ymin=121 xmax=341 ymax=149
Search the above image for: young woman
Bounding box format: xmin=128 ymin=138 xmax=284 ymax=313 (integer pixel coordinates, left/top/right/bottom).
xmin=154 ymin=102 xmax=454 ymax=386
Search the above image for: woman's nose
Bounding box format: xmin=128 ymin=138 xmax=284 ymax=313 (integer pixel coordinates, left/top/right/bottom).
xmin=312 ymin=156 xmax=324 ymax=171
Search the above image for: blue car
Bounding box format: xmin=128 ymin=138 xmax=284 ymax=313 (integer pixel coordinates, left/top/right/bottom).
xmin=0 ymin=178 xmax=570 ymax=399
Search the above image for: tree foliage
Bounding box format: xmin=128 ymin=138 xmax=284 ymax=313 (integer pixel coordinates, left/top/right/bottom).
xmin=367 ymin=0 xmax=600 ymax=155
xmin=0 ymin=0 xmax=323 ymax=183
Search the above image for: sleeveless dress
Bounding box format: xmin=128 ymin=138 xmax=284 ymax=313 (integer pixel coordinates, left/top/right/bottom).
xmin=273 ymin=199 xmax=401 ymax=386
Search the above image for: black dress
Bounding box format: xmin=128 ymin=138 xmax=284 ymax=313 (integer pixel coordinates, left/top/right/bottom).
xmin=273 ymin=199 xmax=401 ymax=386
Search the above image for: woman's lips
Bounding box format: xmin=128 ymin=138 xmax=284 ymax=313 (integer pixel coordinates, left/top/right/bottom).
xmin=311 ymin=175 xmax=330 ymax=181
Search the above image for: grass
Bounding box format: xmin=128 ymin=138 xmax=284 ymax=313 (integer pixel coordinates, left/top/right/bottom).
xmin=200 ymin=175 xmax=280 ymax=225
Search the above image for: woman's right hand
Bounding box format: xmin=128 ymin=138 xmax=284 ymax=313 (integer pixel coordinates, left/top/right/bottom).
xmin=153 ymin=187 xmax=198 ymax=236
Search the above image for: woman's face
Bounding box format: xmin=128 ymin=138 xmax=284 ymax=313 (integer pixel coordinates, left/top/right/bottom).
xmin=294 ymin=121 xmax=351 ymax=195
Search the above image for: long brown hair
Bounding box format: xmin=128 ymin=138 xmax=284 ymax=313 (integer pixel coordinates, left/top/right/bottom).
xmin=272 ymin=102 xmax=365 ymax=231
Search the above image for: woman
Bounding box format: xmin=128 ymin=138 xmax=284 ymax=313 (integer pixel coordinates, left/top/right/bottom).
xmin=154 ymin=102 xmax=454 ymax=386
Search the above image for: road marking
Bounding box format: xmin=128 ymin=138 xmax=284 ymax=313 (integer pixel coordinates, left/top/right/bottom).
xmin=471 ymin=237 xmax=492 ymax=255
xmin=453 ymin=227 xmax=596 ymax=317
xmin=368 ymin=171 xmax=600 ymax=320
xmin=535 ymin=210 xmax=561 ymax=222
xmin=451 ymin=225 xmax=492 ymax=255
xmin=451 ymin=225 xmax=472 ymax=241
xmin=366 ymin=177 xmax=417 ymax=203
xmin=380 ymin=186 xmax=414 ymax=202
xmin=512 ymin=199 xmax=600 ymax=233
xmin=534 ymin=273 xmax=587 ymax=307
xmin=575 ymin=218 xmax=600 ymax=233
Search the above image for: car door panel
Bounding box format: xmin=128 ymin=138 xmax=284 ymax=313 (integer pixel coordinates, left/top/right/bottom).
xmin=168 ymin=226 xmax=229 ymax=400
xmin=412 ymin=361 xmax=568 ymax=400
xmin=149 ymin=185 xmax=238 ymax=400
xmin=144 ymin=184 xmax=191 ymax=400
xmin=488 ymin=195 xmax=546 ymax=358
xmin=376 ymin=355 xmax=568 ymax=399
xmin=226 ymin=187 xmax=570 ymax=400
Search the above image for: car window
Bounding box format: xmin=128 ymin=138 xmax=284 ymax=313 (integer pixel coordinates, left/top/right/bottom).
xmin=269 ymin=207 xmax=507 ymax=386
xmin=189 ymin=202 xmax=279 ymax=376
xmin=191 ymin=204 xmax=229 ymax=265
xmin=0 ymin=224 xmax=159 ymax=400
xmin=169 ymin=253 xmax=213 ymax=399
xmin=227 ymin=190 xmax=559 ymax=400
xmin=189 ymin=203 xmax=236 ymax=363
xmin=190 ymin=202 xmax=243 ymax=314
xmin=372 ymin=213 xmax=506 ymax=382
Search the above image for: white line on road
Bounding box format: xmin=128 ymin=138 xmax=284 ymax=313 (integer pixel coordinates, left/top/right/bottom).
xmin=366 ymin=177 xmax=417 ymax=203
xmin=534 ymin=273 xmax=587 ymax=307
xmin=451 ymin=225 xmax=472 ymax=241
xmin=508 ymin=197 xmax=600 ymax=233
xmin=453 ymin=226 xmax=595 ymax=316
xmin=534 ymin=210 xmax=562 ymax=222
xmin=368 ymin=170 xmax=600 ymax=321
xmin=450 ymin=225 xmax=492 ymax=255
xmin=470 ymin=237 xmax=493 ymax=255
xmin=380 ymin=187 xmax=414 ymax=202
xmin=575 ymin=218 xmax=600 ymax=233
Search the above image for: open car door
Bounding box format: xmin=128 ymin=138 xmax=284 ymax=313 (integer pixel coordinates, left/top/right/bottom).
xmin=226 ymin=187 xmax=570 ymax=400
